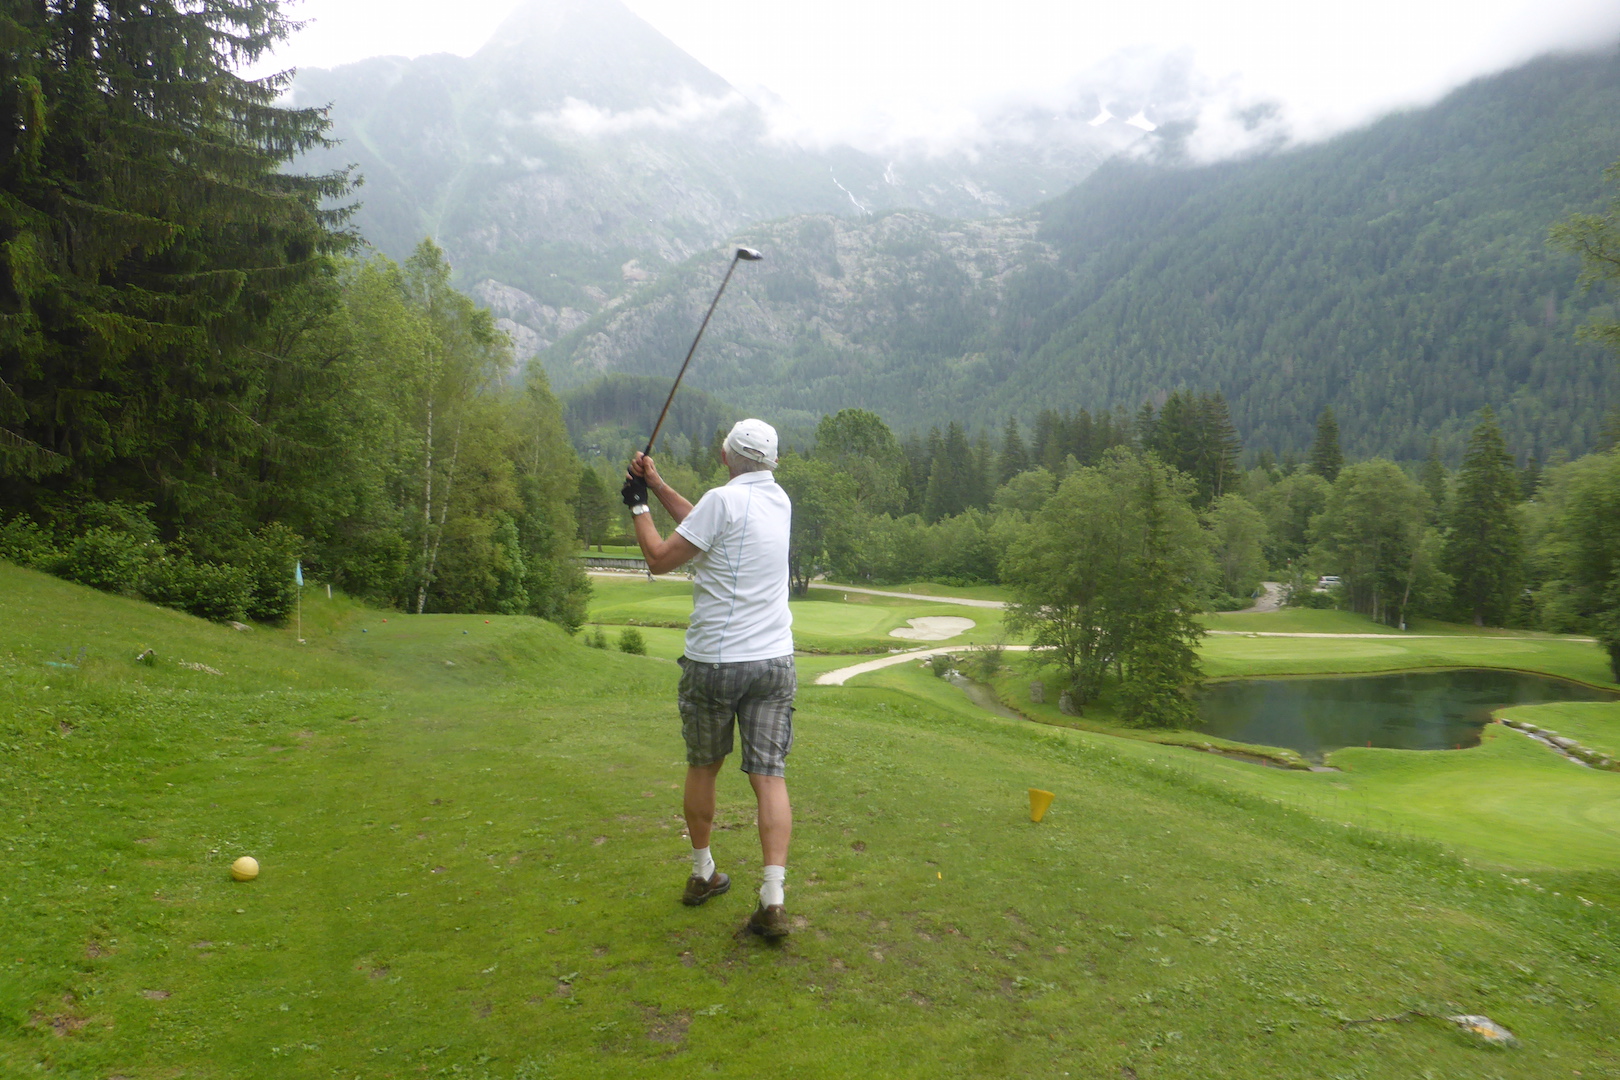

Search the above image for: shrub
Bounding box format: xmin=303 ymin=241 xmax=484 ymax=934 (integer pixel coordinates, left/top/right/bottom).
xmin=1290 ymin=587 xmax=1338 ymax=610
xmin=39 ymin=501 xmax=162 ymax=594
xmin=0 ymin=515 xmax=58 ymax=566
xmin=967 ymin=642 xmax=1004 ymax=681
xmin=52 ymin=526 xmax=153 ymax=594
xmin=236 ymin=523 xmax=303 ymax=622
xmin=586 ymin=626 xmax=609 ymax=649
xmin=141 ymin=556 xmax=252 ymax=622
xmin=928 ymin=652 xmax=954 ymax=678
xmin=617 ymin=627 xmax=646 ymax=655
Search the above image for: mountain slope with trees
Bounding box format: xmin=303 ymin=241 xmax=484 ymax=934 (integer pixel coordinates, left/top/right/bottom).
xmin=998 ymin=48 xmax=1620 ymax=462
xmin=543 ymin=48 xmax=1620 ymax=463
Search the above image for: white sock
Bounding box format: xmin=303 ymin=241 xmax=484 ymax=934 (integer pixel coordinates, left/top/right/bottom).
xmin=760 ymin=864 xmax=786 ymax=907
xmin=691 ymin=846 xmax=715 ymax=880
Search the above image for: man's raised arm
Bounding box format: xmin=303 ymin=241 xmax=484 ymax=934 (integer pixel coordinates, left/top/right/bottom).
xmin=623 ymin=452 xmax=702 ymax=574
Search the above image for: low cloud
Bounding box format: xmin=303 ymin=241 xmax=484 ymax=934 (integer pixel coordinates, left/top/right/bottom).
xmin=527 ymin=86 xmax=752 ymax=137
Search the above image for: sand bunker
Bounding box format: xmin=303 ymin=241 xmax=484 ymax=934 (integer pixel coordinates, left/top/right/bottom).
xmin=889 ymin=616 xmax=976 ymax=641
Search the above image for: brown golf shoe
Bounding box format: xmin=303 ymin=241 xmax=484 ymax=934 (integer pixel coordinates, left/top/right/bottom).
xmin=682 ymin=871 xmax=730 ymax=906
xmin=746 ymin=903 xmax=789 ymax=940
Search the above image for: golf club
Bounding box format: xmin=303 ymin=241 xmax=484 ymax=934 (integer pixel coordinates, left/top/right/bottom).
xmin=642 ymin=246 xmax=762 ymax=457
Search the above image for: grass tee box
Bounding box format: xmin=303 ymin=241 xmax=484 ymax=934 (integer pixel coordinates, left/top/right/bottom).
xmin=6 ymin=562 xmax=1620 ymax=1079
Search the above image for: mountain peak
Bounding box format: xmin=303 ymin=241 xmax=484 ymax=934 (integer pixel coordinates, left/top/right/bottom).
xmin=475 ymin=0 xmax=732 ymax=108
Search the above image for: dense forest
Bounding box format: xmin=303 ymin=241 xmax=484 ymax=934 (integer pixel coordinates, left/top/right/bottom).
xmin=0 ymin=2 xmax=587 ymax=626
xmin=542 ymin=49 xmax=1620 ymax=464
xmin=999 ymin=49 xmax=1620 ymax=462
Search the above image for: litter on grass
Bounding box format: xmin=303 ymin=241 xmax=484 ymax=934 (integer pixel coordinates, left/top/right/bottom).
xmin=1448 ymin=1015 xmax=1517 ymax=1047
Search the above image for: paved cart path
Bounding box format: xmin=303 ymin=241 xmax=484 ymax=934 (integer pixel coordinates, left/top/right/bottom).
xmin=805 ymin=583 xmax=1008 ymax=609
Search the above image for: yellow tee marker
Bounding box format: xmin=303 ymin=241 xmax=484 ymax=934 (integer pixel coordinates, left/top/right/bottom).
xmin=1028 ymin=788 xmax=1055 ymax=823
xmin=230 ymin=856 xmax=259 ymax=881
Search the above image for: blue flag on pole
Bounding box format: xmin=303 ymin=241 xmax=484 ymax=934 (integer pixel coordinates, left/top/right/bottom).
xmin=295 ymin=561 xmax=304 ymax=588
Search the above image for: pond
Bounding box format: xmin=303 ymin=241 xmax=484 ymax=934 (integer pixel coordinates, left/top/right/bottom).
xmin=1197 ymin=669 xmax=1618 ymax=761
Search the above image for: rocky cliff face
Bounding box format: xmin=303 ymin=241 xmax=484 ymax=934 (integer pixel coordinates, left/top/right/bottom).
xmin=291 ymin=0 xmax=1134 ymax=358
xmin=536 ymin=209 xmax=1055 ymax=428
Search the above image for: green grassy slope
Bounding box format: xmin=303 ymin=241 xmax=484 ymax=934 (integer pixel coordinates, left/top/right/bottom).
xmin=1508 ymin=702 xmax=1620 ymax=759
xmin=869 ymin=658 xmax=1620 ymax=874
xmin=5 ymin=562 xmax=1620 ymax=1078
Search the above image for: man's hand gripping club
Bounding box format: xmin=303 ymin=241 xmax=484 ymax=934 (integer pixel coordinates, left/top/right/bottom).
xmin=625 ymin=452 xmax=701 ymax=575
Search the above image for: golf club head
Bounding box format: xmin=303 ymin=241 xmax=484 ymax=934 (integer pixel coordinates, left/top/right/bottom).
xmin=735 ymin=247 xmax=763 ymax=261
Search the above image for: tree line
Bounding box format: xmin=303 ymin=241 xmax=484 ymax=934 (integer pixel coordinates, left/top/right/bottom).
xmin=768 ymin=382 xmax=1620 ymax=722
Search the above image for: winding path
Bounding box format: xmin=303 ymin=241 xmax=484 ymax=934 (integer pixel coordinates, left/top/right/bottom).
xmin=806 ymin=583 xmax=1007 ymax=609
xmin=813 ymin=646 xmax=1031 ymax=686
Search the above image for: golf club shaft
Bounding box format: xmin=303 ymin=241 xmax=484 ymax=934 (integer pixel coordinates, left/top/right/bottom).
xmin=644 ymin=252 xmax=743 ymax=457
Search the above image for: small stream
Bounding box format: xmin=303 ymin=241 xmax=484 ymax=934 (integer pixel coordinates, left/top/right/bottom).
xmin=946 ymin=674 xmax=1023 ymax=719
xmin=1198 ymin=669 xmax=1616 ymax=761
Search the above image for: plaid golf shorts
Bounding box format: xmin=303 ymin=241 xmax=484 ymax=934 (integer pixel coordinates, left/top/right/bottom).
xmin=676 ymin=654 xmax=797 ymax=776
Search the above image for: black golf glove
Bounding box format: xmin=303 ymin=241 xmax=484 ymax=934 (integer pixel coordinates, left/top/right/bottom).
xmin=621 ymin=472 xmax=649 ymax=509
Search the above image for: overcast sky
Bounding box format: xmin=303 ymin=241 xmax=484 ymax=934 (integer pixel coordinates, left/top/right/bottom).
xmin=262 ymin=0 xmax=1620 ymax=152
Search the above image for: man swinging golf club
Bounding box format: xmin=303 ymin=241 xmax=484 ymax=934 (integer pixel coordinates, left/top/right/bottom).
xmin=623 ymin=418 xmax=795 ymax=939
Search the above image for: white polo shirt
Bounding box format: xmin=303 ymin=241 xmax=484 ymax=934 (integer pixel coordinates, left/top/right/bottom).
xmin=674 ymin=470 xmax=794 ymax=663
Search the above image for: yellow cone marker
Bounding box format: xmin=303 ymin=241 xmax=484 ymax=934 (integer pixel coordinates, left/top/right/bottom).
xmin=230 ymin=856 xmax=259 ymax=882
xmin=1028 ymin=788 xmax=1055 ymax=823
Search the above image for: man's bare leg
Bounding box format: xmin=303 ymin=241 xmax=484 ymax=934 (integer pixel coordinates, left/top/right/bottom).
xmin=747 ymin=773 xmax=792 ymax=865
xmin=745 ymin=773 xmax=791 ymax=935
xmin=680 ymin=760 xmax=730 ymax=905
xmin=684 ymin=759 xmax=725 ymax=849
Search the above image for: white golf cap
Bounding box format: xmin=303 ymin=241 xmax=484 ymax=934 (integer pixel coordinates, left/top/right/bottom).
xmin=724 ymin=418 xmax=778 ymax=468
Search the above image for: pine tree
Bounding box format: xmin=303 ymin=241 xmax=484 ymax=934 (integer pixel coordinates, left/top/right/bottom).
xmin=572 ymin=466 xmax=614 ymax=550
xmin=1067 ymin=409 xmax=1095 ymax=465
xmin=923 ymin=422 xmax=972 ymax=522
xmin=1031 ymin=409 xmax=1063 ymax=472
xmin=1520 ymin=454 xmax=1543 ymax=500
xmin=1308 ymin=407 xmax=1343 ymax=482
xmin=997 ymin=417 xmax=1029 ymax=484
xmin=1150 ymin=391 xmax=1194 ymax=473
xmin=1197 ymin=392 xmax=1243 ymax=500
xmin=1118 ymin=459 xmax=1205 ymax=728
xmin=1134 ymin=402 xmax=1158 ymax=452
xmin=0 ymin=1 xmax=352 ymax=512
xmin=899 ymin=431 xmax=930 ymax=515
xmin=1420 ymin=436 xmax=1448 ymax=520
xmin=969 ymin=430 xmax=994 ymax=510
xmin=1443 ymin=408 xmax=1523 ymax=626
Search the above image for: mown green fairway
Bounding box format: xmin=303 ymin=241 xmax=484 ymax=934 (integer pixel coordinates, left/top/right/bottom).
xmin=586 ymin=574 xmax=1006 ymax=654
xmin=1201 ymin=630 xmax=1614 ymax=687
xmin=6 ymin=563 xmax=1620 ymax=1078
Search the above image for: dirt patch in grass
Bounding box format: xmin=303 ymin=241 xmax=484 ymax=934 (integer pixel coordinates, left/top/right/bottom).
xmin=642 ymin=1005 xmax=691 ymax=1044
xmin=33 ymin=1009 xmax=89 ymax=1037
